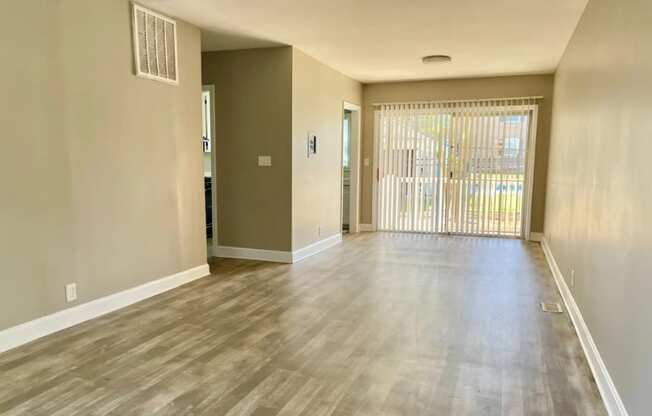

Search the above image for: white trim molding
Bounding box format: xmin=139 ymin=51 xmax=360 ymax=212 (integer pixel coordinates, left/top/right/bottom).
xmin=215 ymin=234 xmax=343 ymax=264
xmin=359 ymin=223 xmax=375 ymax=232
xmin=0 ymin=264 xmax=210 ymax=354
xmin=541 ymin=238 xmax=629 ymax=416
xmin=292 ymin=233 xmax=342 ymax=263
xmin=529 ymin=232 xmax=543 ymax=242
xmin=215 ymin=245 xmax=293 ymax=263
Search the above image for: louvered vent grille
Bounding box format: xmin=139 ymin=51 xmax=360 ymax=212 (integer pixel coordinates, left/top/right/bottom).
xmin=132 ymin=4 xmax=178 ymax=84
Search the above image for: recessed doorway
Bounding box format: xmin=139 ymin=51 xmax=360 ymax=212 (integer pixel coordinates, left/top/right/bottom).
xmin=341 ymin=102 xmax=361 ymax=234
xmin=202 ymin=85 xmax=216 ymax=256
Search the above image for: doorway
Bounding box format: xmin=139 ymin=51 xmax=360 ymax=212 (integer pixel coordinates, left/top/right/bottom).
xmin=202 ymin=85 xmax=216 ymax=256
xmin=373 ymin=98 xmax=538 ymax=238
xmin=341 ymin=102 xmax=361 ymax=234
xmin=342 ymin=110 xmax=352 ymax=232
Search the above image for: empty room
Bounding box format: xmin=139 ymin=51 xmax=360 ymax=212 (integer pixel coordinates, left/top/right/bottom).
xmin=0 ymin=0 xmax=649 ymax=415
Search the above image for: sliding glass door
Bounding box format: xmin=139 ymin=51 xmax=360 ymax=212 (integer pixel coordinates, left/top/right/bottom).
xmin=374 ymin=99 xmax=537 ymax=238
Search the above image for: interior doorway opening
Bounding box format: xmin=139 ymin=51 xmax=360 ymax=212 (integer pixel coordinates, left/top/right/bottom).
xmin=341 ymin=102 xmax=361 ymax=234
xmin=202 ymin=85 xmax=216 ymax=256
xmin=342 ymin=110 xmax=352 ymax=232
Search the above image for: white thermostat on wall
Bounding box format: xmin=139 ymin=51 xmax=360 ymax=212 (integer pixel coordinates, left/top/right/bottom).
xmin=307 ymin=132 xmax=317 ymax=157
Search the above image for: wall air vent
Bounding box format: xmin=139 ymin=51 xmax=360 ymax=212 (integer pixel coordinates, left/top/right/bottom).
xmin=132 ymin=3 xmax=178 ymax=85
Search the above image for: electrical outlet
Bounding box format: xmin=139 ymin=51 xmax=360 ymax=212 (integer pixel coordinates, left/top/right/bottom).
xmin=570 ymin=269 xmax=575 ymax=288
xmin=65 ymin=283 xmax=77 ymax=302
xmin=318 ymin=226 xmax=321 ymax=237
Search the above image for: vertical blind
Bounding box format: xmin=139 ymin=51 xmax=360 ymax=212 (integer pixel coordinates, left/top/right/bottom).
xmin=374 ymin=97 xmax=538 ymax=237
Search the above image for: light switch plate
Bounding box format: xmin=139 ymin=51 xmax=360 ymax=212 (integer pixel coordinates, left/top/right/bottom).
xmin=65 ymin=283 xmax=77 ymax=302
xmin=307 ymin=132 xmax=317 ymax=157
xmin=258 ymin=155 xmax=272 ymax=166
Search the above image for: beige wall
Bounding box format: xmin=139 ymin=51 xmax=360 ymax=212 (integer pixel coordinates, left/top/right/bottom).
xmin=202 ymin=47 xmax=293 ymax=251
xmin=291 ymin=49 xmax=362 ymax=250
xmin=361 ymin=75 xmax=554 ymax=232
xmin=0 ymin=0 xmax=204 ymax=330
xmin=544 ymin=0 xmax=652 ymax=414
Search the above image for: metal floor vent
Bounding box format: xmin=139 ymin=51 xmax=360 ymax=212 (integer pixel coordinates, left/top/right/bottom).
xmin=541 ymin=302 xmax=564 ymax=313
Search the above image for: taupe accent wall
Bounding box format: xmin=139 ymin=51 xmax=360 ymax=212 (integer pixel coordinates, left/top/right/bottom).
xmin=202 ymin=47 xmax=293 ymax=251
xmin=292 ymin=49 xmax=362 ymax=250
xmin=544 ymin=0 xmax=652 ymax=414
xmin=0 ymin=0 xmax=205 ymax=330
xmin=361 ymin=75 xmax=554 ymax=233
xmin=201 ymin=47 xmax=360 ymax=252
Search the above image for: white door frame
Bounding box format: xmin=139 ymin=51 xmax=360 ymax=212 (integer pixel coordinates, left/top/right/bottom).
xmin=202 ymin=85 xmax=217 ymax=256
xmin=371 ymin=105 xmax=539 ymax=239
xmin=341 ymin=101 xmax=361 ymax=234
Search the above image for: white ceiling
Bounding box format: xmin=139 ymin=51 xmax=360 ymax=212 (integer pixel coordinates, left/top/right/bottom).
xmin=140 ymin=0 xmax=588 ymax=83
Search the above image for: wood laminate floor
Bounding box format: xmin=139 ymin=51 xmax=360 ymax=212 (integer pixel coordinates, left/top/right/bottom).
xmin=0 ymin=233 xmax=606 ymax=415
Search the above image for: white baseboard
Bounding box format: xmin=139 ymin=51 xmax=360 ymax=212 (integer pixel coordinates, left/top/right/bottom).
xmin=215 ymin=245 xmax=293 ymax=263
xmin=359 ymin=223 xmax=375 ymax=232
xmin=0 ymin=264 xmax=210 ymax=354
xmin=215 ymin=234 xmax=342 ymax=264
xmin=529 ymin=232 xmax=543 ymax=242
xmin=292 ymin=233 xmax=342 ymax=263
xmin=541 ymin=238 xmax=629 ymax=416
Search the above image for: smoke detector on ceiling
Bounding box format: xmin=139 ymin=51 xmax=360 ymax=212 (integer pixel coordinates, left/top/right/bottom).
xmin=422 ymin=55 xmax=452 ymax=64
